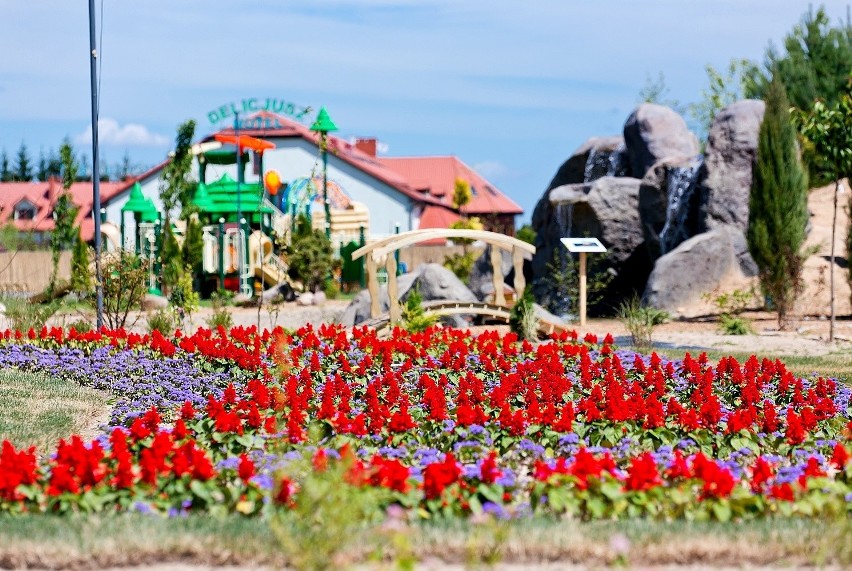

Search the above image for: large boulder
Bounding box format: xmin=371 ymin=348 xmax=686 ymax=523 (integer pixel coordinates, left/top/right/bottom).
xmin=532 ymin=177 xmax=651 ymax=313
xmin=644 ymin=225 xmax=758 ymax=314
xmin=638 ymin=156 xmax=704 ymax=261
xmin=697 ymin=99 xmax=765 ymax=233
xmin=544 ymin=136 xmax=630 ymax=189
xmin=338 ymin=264 xmax=477 ymax=327
xmin=623 ymin=104 xmax=700 ymax=179
xmin=468 ymin=245 xmax=513 ymax=301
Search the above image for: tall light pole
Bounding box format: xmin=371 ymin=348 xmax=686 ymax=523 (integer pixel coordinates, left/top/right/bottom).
xmin=88 ymin=0 xmax=104 ymax=329
xmin=310 ymin=107 xmax=338 ymax=239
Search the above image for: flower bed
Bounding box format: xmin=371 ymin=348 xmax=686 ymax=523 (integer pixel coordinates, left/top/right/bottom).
xmin=0 ymin=324 xmax=850 ymax=520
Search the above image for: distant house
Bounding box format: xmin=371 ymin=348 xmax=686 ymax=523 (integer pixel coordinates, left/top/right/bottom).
xmin=0 ymin=111 xmax=522 ymax=250
xmin=103 ymin=111 xmax=522 ymax=248
xmin=0 ymin=179 xmax=129 ymax=247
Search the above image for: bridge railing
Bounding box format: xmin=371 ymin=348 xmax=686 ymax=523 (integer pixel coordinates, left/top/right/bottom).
xmin=350 ymin=229 xmax=535 ymax=324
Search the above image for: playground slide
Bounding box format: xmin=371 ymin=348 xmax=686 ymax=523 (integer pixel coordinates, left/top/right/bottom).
xmin=254 ymin=262 xmax=289 ymax=288
xmin=100 ymin=222 xmax=122 ymax=251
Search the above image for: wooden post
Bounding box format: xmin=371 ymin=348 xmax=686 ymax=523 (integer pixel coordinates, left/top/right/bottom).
xmin=386 ymin=253 xmax=400 ymax=324
xmin=490 ymin=246 xmax=505 ymax=306
xmin=512 ymin=246 xmax=525 ymax=300
xmin=579 ymin=251 xmax=587 ymax=327
xmin=367 ymin=254 xmax=380 ymax=318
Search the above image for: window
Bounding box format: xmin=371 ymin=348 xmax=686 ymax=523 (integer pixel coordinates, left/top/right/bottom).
xmin=14 ymin=200 xmax=36 ymax=221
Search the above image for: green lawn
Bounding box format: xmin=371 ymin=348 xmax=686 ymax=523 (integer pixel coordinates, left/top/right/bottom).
xmin=0 ymin=515 xmax=848 ymax=569
xmin=0 ymin=370 xmax=111 ymax=451
xmin=654 ymin=347 xmax=852 ymax=385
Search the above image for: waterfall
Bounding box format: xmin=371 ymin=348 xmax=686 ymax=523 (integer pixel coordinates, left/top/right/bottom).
xmin=584 ymin=144 xmax=628 ymax=182
xmin=607 ymin=144 xmax=628 ymax=177
xmin=658 ymin=156 xmax=703 ymax=254
xmin=555 ymin=202 xmax=573 ymax=239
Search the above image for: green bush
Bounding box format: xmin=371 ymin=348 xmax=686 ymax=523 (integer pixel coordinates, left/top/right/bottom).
xmin=618 ymin=296 xmax=668 ymax=351
xmin=509 ymin=288 xmax=538 ymax=341
xmin=289 ymin=229 xmax=333 ymax=292
xmin=205 ymin=292 xmax=233 ymax=330
xmin=168 ymin=267 xmax=200 ymax=326
xmin=2 ymin=298 xmax=59 ymax=332
xmin=719 ymin=314 xmax=753 ymax=335
xmin=100 ymin=251 xmax=148 ymax=329
xmin=543 ymin=250 xmax=614 ymax=319
xmin=401 ymin=286 xmax=437 ymax=333
xmin=443 ymin=251 xmax=478 ymax=282
xmin=146 ymin=308 xmax=174 ymax=334
xmin=322 ymin=278 xmax=340 ymax=300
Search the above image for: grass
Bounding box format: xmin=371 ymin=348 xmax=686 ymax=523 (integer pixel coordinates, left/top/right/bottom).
xmin=654 ymin=346 xmax=852 ymax=385
xmin=0 ymin=514 xmax=848 ymax=569
xmin=0 ymin=370 xmax=111 ymax=451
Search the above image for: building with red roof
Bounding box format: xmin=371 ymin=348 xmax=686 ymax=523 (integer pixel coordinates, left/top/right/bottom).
xmin=1 ymin=109 xmax=522 ymax=251
xmin=0 ymin=178 xmax=130 ymax=247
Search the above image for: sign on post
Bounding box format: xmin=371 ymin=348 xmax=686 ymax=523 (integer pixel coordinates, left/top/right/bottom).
xmin=560 ymin=237 xmax=607 ymax=327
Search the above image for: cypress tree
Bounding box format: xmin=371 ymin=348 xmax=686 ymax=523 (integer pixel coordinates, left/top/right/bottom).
xmin=747 ymin=75 xmax=809 ymax=328
xmin=70 ymin=230 xmax=92 ymax=294
xmin=14 ymin=142 xmax=33 ymax=182
xmin=181 ymin=216 xmax=204 ymax=276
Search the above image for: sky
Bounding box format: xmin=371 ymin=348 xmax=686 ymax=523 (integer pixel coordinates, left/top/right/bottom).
xmin=1 ymin=1 xmax=849 ymax=223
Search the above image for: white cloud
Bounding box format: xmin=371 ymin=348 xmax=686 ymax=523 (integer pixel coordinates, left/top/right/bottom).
xmin=75 ymin=118 xmax=170 ymax=147
xmin=472 ymin=160 xmax=509 ymax=180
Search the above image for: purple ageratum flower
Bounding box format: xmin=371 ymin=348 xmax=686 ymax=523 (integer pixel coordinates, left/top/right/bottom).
xmin=482 ymin=501 xmax=510 ymax=520
xmin=442 ymin=420 xmax=456 ymax=433
xmin=468 ymin=424 xmax=486 ymax=436
xmin=518 ymin=439 xmax=545 ymax=457
xmin=217 ymin=457 xmax=240 ymax=471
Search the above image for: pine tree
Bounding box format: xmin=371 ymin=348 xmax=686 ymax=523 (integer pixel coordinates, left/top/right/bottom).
xmin=14 ymin=142 xmax=33 ymax=182
xmin=0 ymin=150 xmax=10 ymax=182
xmin=37 ymin=148 xmax=48 ymax=181
xmin=747 ymin=76 xmax=809 ymax=328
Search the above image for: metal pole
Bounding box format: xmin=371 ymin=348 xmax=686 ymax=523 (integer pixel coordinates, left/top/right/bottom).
xmin=579 ymin=252 xmax=587 ymax=328
xmin=234 ymin=113 xmax=248 ymax=296
xmin=88 ymin=0 xmax=103 ymax=328
xmin=322 ymin=132 xmax=331 ymax=238
xmin=217 ymin=217 xmax=225 ymax=289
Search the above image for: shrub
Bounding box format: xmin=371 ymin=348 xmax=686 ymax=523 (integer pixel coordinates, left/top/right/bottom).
xmin=542 ymin=250 xmax=614 ymax=319
xmin=168 ymin=267 xmax=200 ymax=326
xmin=69 ymin=231 xmax=92 ymax=295
xmin=2 ymin=298 xmax=59 ymax=332
xmin=719 ymin=314 xmax=753 ymax=335
xmin=509 ymin=287 xmax=538 ymax=341
xmin=618 ymin=296 xmax=668 ymax=351
xmin=146 ymin=308 xmax=175 ymax=334
xmin=401 ymin=286 xmax=437 ymax=333
xmin=289 ymin=229 xmax=333 ymax=292
xmin=323 ymin=278 xmax=340 ymax=300
xmin=444 ymin=251 xmax=478 ymax=282
xmin=100 ymin=251 xmax=148 ymax=329
xmin=205 ymin=292 xmax=233 ymax=330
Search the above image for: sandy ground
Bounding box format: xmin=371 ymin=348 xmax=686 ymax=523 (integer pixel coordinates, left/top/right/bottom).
xmin=91 ymin=565 xmax=847 ymax=571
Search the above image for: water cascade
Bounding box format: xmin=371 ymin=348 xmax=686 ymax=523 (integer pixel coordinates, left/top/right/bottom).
xmin=583 ymin=144 xmax=629 ymax=182
xmin=658 ymin=156 xmax=704 ymax=254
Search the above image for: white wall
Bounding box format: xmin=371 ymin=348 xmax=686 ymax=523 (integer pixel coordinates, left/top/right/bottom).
xmin=203 ymin=137 xmax=415 ymax=238
xmin=105 ymin=136 xmax=417 ymax=248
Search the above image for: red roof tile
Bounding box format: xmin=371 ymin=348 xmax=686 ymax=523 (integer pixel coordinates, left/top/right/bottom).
xmin=416 ymin=205 xmax=461 ymax=245
xmin=0 ymin=179 xmax=128 ymax=240
xmin=378 ymin=156 xmax=523 ymax=215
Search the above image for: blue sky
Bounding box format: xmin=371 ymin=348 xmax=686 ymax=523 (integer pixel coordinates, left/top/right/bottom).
xmin=1 ymin=1 xmax=848 ymax=223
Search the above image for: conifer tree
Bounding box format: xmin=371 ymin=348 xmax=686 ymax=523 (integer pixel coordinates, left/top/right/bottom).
xmin=14 ymin=142 xmax=33 ymax=182
xmin=747 ymin=76 xmax=809 ymax=328
xmin=48 ymin=140 xmax=80 ymax=297
xmin=0 ymin=150 xmax=10 ymax=182
xmin=70 ymin=230 xmax=92 ymax=294
xmin=181 ymin=216 xmax=204 ymax=276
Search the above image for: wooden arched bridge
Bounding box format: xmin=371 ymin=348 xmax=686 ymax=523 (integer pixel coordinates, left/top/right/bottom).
xmin=351 ymin=228 xmax=569 ymax=334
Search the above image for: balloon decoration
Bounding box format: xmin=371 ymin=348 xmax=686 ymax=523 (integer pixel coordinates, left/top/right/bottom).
xmin=264 ymin=170 xmax=282 ymax=195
